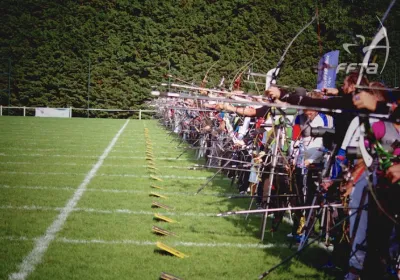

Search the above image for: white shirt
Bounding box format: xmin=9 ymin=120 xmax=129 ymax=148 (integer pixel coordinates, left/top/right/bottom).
xmin=294 ymin=113 xmax=333 ymax=166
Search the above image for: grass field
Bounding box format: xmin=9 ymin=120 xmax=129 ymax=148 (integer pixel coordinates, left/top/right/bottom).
xmin=0 ymin=117 xmax=337 ymax=280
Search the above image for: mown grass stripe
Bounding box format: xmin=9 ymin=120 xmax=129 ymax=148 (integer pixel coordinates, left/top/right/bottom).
xmin=0 ymin=154 xmax=198 ymax=160
xmin=0 ymin=171 xmax=86 ymax=176
xmin=0 ymin=171 xmax=221 ymax=180
xmin=0 ymin=148 xmax=180 ymax=155
xmin=0 ymin=162 xmax=88 ymax=166
xmin=0 ymin=236 xmax=286 ymax=249
xmin=0 ymin=204 xmax=216 ymax=217
xmin=8 ymin=119 xmax=129 ymax=280
xmin=0 ymin=162 xmax=195 ymax=169
xmin=0 ymin=185 xmax=239 ymax=197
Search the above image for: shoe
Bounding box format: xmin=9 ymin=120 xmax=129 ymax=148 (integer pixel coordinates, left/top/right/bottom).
xmin=297 ymin=233 xmax=306 ymax=244
xmin=286 ymin=233 xmax=303 ymax=241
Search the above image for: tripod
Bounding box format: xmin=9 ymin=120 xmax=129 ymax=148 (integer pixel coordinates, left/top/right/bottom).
xmin=260 ymin=108 xmax=291 ymax=241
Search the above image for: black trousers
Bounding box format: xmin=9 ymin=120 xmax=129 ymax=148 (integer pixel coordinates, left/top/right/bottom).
xmin=290 ymin=167 xmax=319 ymax=234
xmin=363 ymin=182 xmax=400 ymax=280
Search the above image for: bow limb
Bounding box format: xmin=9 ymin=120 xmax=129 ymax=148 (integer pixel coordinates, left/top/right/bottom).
xmin=356 ymin=0 xmax=396 ymax=84
xmin=356 ymin=26 xmax=388 ymax=85
xmin=201 ymin=60 xmax=219 ymax=88
xmin=357 ymin=23 xmax=391 ymax=167
xmin=229 ymin=53 xmax=255 ymax=91
xmin=269 ymin=14 xmax=317 ymax=88
xmin=356 ymin=1 xmax=398 ymax=225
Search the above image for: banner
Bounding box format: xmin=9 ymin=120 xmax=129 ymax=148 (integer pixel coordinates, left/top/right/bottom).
xmin=316 ymin=50 xmax=339 ymax=90
xmin=35 ymin=108 xmax=71 ymax=118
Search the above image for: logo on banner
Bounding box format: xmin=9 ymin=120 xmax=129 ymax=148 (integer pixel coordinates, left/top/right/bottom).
xmin=337 ymin=27 xmax=390 ymax=74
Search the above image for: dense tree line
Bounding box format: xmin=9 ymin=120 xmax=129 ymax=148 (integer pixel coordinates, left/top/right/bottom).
xmin=0 ymin=0 xmax=398 ymax=111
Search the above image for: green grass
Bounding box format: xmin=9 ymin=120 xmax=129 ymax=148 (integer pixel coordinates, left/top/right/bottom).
xmin=0 ymin=117 xmax=336 ymax=280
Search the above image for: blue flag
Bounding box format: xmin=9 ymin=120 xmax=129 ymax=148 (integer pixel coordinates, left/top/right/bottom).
xmin=317 ymin=50 xmax=339 ymax=90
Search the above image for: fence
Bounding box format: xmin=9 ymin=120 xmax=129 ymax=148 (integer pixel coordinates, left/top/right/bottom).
xmin=0 ymin=106 xmax=156 ymax=119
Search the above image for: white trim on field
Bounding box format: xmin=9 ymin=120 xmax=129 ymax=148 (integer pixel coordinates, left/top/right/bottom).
xmin=0 ymin=204 xmax=216 ymax=217
xmin=0 ymin=154 xmax=199 ymax=160
xmin=0 ymin=171 xmax=224 ymax=180
xmin=0 ymin=184 xmax=238 ymax=198
xmin=0 ymin=162 xmax=196 ymax=169
xmin=0 ymin=235 xmax=332 ymax=251
xmin=8 ymin=119 xmax=130 ymax=280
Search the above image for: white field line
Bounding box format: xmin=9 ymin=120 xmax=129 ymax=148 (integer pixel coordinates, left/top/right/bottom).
xmin=3 ymin=134 xmax=125 ymax=140
xmin=1 ymin=131 xmax=128 ymax=135
xmin=0 ymin=171 xmax=220 ymax=180
xmin=0 ymin=184 xmax=237 ymax=197
xmin=150 ymin=165 xmax=206 ymax=169
xmin=0 ymin=185 xmax=77 ymax=192
xmin=8 ymin=119 xmax=130 ymax=280
xmin=0 ymin=142 xmax=73 ymax=148
xmin=0 ymin=147 xmax=101 ymax=153
xmin=0 ymin=148 xmax=179 ymax=154
xmin=0 ymin=142 xmax=142 ymax=148
xmin=1 ymin=133 xmax=116 ymax=138
xmin=0 ymin=154 xmax=197 ymax=160
xmin=3 ymin=138 xmax=122 ymax=145
xmin=0 ymin=236 xmax=288 ymax=250
xmin=0 ymin=171 xmax=86 ymax=176
xmin=111 ymin=151 xmax=181 ymax=155
xmin=0 ymin=162 xmax=90 ymax=167
xmin=0 ymin=204 xmax=216 ymax=217
xmin=92 ymin=144 xmax=166 ymax=149
xmin=0 ymin=162 xmax=195 ymax=170
xmin=2 ymin=142 xmax=171 ymax=148
xmin=99 ymin=174 xmax=212 ymax=180
xmin=0 ymin=154 xmax=97 ymax=158
xmin=114 ymin=144 xmax=148 ymax=147
xmin=1 ymin=127 xmax=120 ymax=135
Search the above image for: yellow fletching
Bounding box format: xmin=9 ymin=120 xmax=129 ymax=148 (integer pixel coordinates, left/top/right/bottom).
xmin=150 ymin=175 xmax=163 ymax=181
xmin=149 ymin=192 xmax=168 ymax=199
xmin=152 ymin=201 xmax=174 ymax=210
xmin=152 ymin=226 xmax=177 ymax=236
xmin=160 ymin=272 xmax=183 ymax=280
xmin=151 ymin=185 xmax=164 ymax=190
xmin=154 ymin=213 xmax=177 ymax=223
xmin=156 ymin=242 xmax=188 ymax=258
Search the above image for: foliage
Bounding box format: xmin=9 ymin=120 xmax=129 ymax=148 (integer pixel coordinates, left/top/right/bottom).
xmin=0 ymin=0 xmax=398 ymax=108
